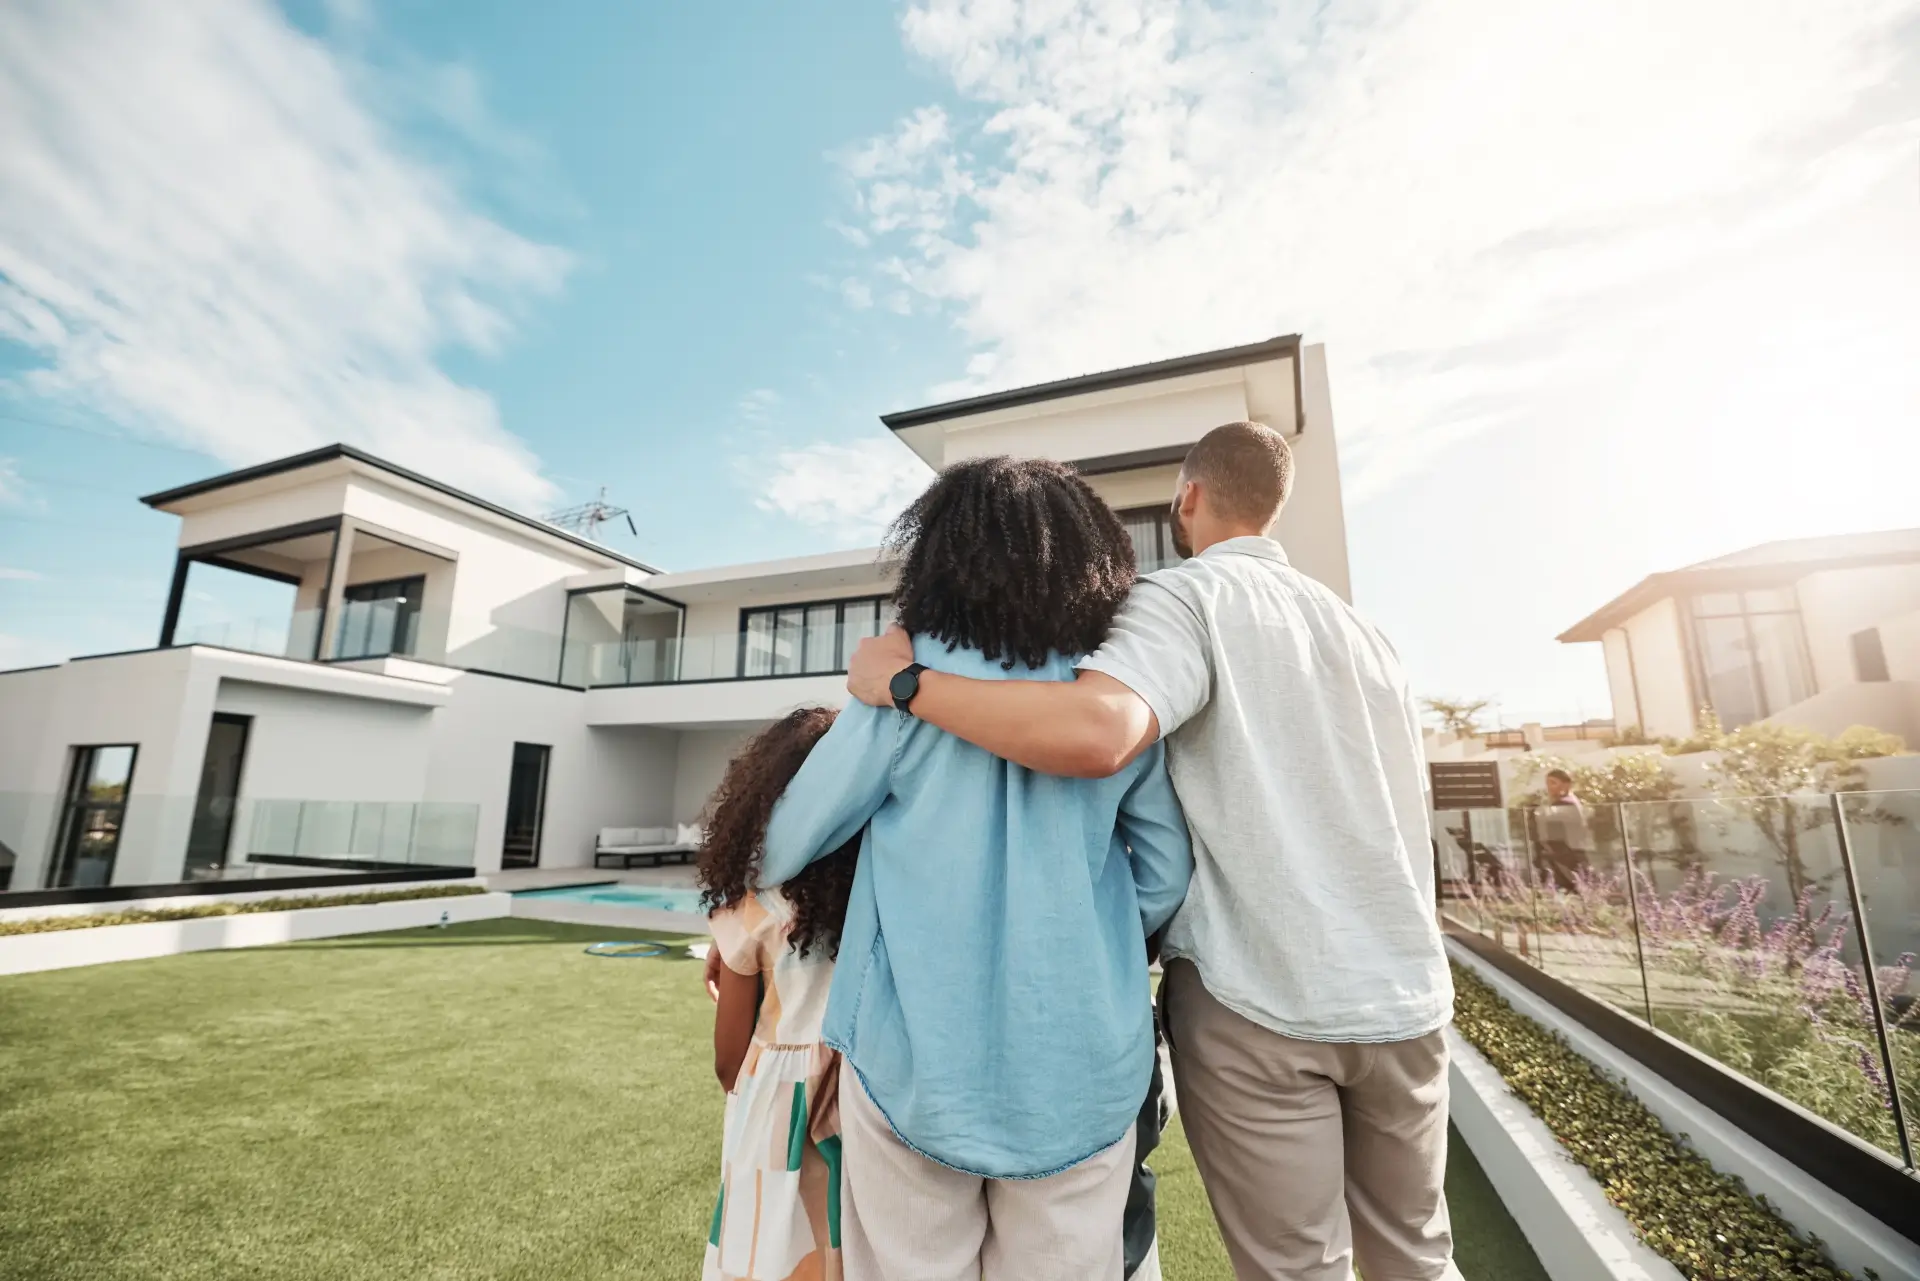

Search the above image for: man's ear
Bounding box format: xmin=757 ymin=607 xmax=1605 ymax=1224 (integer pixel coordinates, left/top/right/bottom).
xmin=1177 ymin=477 xmax=1202 ymax=521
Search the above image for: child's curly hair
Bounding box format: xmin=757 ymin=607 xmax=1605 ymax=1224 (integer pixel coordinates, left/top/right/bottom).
xmin=696 ymin=707 xmax=858 ymax=959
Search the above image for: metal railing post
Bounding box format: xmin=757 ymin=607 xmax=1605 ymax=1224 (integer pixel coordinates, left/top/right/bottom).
xmin=1831 ymin=791 xmax=1913 ymax=1170
xmin=1617 ymin=801 xmax=1655 ymax=1026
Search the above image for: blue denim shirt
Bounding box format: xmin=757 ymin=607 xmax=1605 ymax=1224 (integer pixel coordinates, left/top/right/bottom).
xmin=759 ymin=636 xmax=1192 ymax=1179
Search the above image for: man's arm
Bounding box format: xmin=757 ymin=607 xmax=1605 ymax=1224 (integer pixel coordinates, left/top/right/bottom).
xmin=845 ymin=626 xmax=1157 ymax=779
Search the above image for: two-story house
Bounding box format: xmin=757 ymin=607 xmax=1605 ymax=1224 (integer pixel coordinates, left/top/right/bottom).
xmin=1558 ymin=528 xmax=1920 ymax=743
xmin=0 ymin=336 xmax=1350 ymax=896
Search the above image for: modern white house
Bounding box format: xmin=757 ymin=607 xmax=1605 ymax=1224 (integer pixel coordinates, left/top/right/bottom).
xmin=0 ymin=336 xmax=1351 ymax=897
xmin=1558 ymin=528 xmax=1920 ymax=743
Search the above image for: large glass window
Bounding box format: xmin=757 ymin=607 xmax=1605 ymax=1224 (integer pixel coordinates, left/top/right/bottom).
xmin=1120 ymin=506 xmax=1181 ymax=574
xmin=335 ymin=576 xmax=425 ymax=660
xmin=741 ymin=595 xmax=891 ymax=678
xmin=1689 ymin=589 xmax=1813 ymax=728
xmin=48 ymin=745 xmax=137 ymax=889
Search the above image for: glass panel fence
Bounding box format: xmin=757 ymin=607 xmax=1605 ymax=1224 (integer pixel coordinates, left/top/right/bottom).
xmin=575 ymin=630 xmax=863 ymax=687
xmin=1436 ymin=789 xmax=1916 ymax=1170
xmin=0 ymin=792 xmax=478 ymax=899
xmin=173 ymin=608 xmax=325 ymax=661
xmin=1839 ymin=791 xmax=1920 ymax=1160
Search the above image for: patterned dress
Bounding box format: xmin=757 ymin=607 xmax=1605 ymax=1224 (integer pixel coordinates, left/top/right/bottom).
xmin=704 ymin=890 xmax=843 ymax=1281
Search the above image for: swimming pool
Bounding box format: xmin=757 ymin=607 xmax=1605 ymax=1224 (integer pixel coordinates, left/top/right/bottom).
xmin=514 ymin=883 xmax=706 ymax=914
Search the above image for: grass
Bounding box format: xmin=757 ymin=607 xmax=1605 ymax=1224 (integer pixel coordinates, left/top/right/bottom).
xmin=0 ymin=919 xmax=1545 ymax=1280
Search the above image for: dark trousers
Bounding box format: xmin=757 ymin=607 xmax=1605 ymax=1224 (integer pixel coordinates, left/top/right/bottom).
xmin=1122 ymin=1025 xmax=1168 ymax=1277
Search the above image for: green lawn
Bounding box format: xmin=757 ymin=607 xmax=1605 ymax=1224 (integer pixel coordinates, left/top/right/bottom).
xmin=0 ymin=919 xmax=1545 ymax=1280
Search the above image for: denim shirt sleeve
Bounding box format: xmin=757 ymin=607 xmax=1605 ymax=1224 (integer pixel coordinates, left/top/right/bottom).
xmin=1115 ymin=741 xmax=1192 ymax=936
xmin=758 ymin=701 xmax=898 ymax=889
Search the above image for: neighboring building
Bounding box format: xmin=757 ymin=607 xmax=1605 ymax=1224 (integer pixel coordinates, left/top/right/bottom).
xmin=0 ymin=336 xmax=1350 ymax=894
xmin=1558 ymin=529 xmax=1920 ymax=743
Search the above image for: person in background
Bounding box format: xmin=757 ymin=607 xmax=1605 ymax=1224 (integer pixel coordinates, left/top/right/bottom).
xmin=1535 ymin=767 xmax=1592 ymax=892
xmin=844 ymin=422 xmax=1459 ymax=1281
xmin=755 ymin=456 xmax=1193 ymax=1281
xmin=697 ymin=707 xmax=860 ymax=1281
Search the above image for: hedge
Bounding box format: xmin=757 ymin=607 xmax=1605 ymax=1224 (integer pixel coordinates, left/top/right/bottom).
xmin=1450 ymin=962 xmax=1864 ymax=1281
xmin=0 ymin=884 xmax=488 ymax=937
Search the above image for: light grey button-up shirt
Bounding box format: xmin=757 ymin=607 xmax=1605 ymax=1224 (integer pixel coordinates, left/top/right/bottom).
xmin=1080 ymin=536 xmax=1453 ymax=1043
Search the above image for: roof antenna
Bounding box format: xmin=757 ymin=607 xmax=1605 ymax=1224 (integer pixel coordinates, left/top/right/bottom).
xmin=542 ymin=487 xmax=639 ymax=543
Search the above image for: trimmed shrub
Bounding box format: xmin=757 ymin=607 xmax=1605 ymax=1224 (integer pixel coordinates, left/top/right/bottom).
xmin=0 ymin=884 xmax=487 ymax=937
xmin=1451 ymin=962 xmax=1860 ymax=1281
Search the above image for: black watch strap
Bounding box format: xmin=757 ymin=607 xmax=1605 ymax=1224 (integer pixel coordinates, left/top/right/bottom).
xmin=890 ymin=662 xmax=928 ymax=713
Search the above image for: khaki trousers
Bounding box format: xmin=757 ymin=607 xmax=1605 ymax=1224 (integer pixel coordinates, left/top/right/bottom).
xmin=1161 ymin=960 xmax=1458 ymax=1281
xmin=839 ymin=1070 xmax=1134 ymax=1281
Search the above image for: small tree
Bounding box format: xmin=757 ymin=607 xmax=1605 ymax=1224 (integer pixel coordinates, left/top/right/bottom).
xmin=1706 ymin=721 xmax=1905 ymax=899
xmin=1422 ymin=696 xmax=1491 ymax=739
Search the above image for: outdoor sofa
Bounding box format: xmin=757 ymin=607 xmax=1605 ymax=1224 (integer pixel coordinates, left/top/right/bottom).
xmin=594 ymin=825 xmax=701 ymax=869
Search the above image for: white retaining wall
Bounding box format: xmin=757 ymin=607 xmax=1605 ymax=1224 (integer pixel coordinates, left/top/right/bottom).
xmin=0 ymin=890 xmax=511 ymax=976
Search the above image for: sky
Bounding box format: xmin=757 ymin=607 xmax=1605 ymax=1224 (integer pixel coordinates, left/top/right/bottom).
xmin=1 ymin=0 xmax=1917 ymax=725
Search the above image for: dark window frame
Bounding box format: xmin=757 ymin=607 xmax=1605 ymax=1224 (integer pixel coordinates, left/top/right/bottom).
xmin=559 ymin=583 xmax=687 ymax=685
xmin=160 ymin=517 xmax=343 ymax=659
xmin=334 ymin=574 xmax=428 ymax=661
xmin=1685 ymin=588 xmax=1815 ymax=727
xmin=47 ymin=742 xmax=140 ymax=890
xmin=1118 ymin=504 xmax=1180 ymax=575
xmin=1852 ymin=627 xmax=1891 ymax=683
xmin=736 ymin=594 xmax=893 ymax=680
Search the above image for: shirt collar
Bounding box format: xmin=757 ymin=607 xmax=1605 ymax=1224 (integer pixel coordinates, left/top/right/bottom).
xmin=1200 ymin=535 xmax=1290 ymax=565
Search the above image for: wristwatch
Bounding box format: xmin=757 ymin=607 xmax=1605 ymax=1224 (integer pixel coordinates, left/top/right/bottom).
xmin=889 ymin=662 xmax=928 ymax=714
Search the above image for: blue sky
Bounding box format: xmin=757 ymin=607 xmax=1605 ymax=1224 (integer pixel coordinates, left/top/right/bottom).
xmin=3 ymin=0 xmax=1918 ymax=725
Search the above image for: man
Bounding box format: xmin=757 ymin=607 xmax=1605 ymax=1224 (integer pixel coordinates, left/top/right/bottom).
xmin=845 ymin=421 xmax=1457 ymax=1281
xmin=1536 ymin=767 xmax=1592 ymax=892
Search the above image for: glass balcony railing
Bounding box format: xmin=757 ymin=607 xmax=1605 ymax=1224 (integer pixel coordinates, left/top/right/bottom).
xmin=0 ymin=791 xmax=478 ymax=898
xmin=565 ymin=624 xmax=882 ymax=689
xmin=173 ymin=609 xmax=325 ymax=661
xmin=1436 ymin=790 xmax=1920 ymax=1170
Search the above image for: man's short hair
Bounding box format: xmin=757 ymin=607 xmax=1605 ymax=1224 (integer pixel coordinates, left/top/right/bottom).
xmin=1546 ymin=768 xmax=1573 ymax=784
xmin=1181 ymin=421 xmax=1293 ymax=529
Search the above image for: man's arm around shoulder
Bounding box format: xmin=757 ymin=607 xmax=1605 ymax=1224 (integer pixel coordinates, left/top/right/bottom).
xmin=844 ymin=627 xmax=1157 ymax=778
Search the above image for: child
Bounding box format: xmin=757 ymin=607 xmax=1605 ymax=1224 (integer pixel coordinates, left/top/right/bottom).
xmin=697 ymin=707 xmax=858 ymax=1281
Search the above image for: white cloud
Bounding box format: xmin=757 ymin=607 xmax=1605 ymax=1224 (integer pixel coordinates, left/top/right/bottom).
xmin=0 ymin=567 xmax=42 ymax=581
xmin=737 ymin=389 xmax=782 ymax=422
xmin=755 ymin=438 xmax=933 ymax=541
xmin=839 ymin=0 xmax=1920 ymax=510
xmin=0 ymin=0 xmax=569 ymax=508
xmin=0 ymin=457 xmax=22 ymax=507
xmin=0 ymin=633 xmax=63 ymax=669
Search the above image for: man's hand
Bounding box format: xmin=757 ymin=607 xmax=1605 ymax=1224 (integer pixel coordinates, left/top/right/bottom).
xmin=703 ymin=947 xmax=723 ymax=1003
xmin=847 ymin=625 xmax=914 ymax=707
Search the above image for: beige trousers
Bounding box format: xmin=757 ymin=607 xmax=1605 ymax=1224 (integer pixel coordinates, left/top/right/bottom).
xmin=1161 ymin=960 xmax=1457 ymax=1281
xmin=838 ymin=1070 xmax=1135 ymax=1281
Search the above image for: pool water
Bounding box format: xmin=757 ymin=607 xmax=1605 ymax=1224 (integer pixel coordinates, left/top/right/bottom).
xmin=514 ymin=883 xmax=706 ymax=913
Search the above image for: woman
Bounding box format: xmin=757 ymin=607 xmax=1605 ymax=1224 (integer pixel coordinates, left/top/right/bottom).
xmin=754 ymin=456 xmax=1192 ymax=1281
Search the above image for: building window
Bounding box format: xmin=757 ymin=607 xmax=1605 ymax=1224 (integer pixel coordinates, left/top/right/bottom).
xmin=336 ymin=576 xmax=425 ymax=660
xmin=1120 ymin=506 xmax=1182 ymax=574
xmin=740 ymin=595 xmax=890 ymax=678
xmin=1851 ymin=627 xmax=1890 ymax=683
xmin=1688 ymin=589 xmax=1813 ymax=728
xmin=48 ymin=744 xmax=138 ymax=889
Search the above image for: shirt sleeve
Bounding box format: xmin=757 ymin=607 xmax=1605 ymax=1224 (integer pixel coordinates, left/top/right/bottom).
xmin=1115 ymin=741 xmax=1193 ymax=937
xmin=758 ymin=700 xmax=898 ymax=888
xmin=708 ymin=902 xmax=760 ymax=977
xmin=1076 ymin=577 xmax=1212 ymax=739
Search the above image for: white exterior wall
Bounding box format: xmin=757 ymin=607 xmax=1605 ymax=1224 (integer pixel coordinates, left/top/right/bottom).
xmin=673 ymin=728 xmax=757 ymax=826
xmin=173 ymin=476 xmax=351 ymax=547
xmin=942 ymin=378 xmax=1254 ymax=466
xmin=1881 ymin=606 xmax=1920 ymax=682
xmin=1279 ymin=344 xmax=1353 ymax=600
xmin=1600 ymin=631 xmax=1641 ymax=731
xmin=340 ymin=476 xmax=606 ymax=680
xmin=1616 ymin=598 xmax=1695 ymax=738
xmin=1794 ymin=564 xmax=1920 ymax=692
xmin=416 ymin=672 xmax=679 ymax=873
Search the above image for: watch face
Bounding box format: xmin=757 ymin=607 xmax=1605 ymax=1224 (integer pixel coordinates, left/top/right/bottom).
xmin=889 ymin=669 xmax=917 ymax=702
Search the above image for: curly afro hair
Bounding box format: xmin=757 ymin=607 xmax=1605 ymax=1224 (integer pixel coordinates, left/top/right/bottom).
xmin=884 ymin=456 xmax=1137 ymax=669
xmin=696 ymin=707 xmax=858 ymax=960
